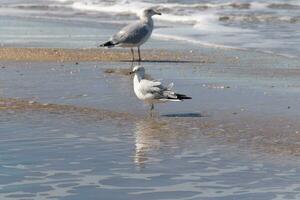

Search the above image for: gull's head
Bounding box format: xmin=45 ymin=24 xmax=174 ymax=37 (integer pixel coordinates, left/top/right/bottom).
xmin=130 ymin=65 xmax=145 ymax=75
xmin=142 ymin=8 xmax=161 ymax=18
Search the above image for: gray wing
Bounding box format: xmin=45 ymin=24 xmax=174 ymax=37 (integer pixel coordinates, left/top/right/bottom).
xmin=111 ymin=22 xmax=151 ymax=45
xmin=140 ymin=80 xmax=177 ymax=100
xmin=140 ymin=79 xmax=162 ymax=94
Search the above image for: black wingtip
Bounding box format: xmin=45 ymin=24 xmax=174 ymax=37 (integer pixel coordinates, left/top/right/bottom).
xmin=99 ymin=41 xmax=115 ymax=48
xmin=180 ymin=96 xmax=192 ymax=100
xmin=176 ymin=93 xmax=192 ymax=100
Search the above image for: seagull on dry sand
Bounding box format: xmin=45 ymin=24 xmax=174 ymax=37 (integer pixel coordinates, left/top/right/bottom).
xmin=99 ymin=8 xmax=161 ymax=62
xmin=130 ymin=65 xmax=192 ymax=116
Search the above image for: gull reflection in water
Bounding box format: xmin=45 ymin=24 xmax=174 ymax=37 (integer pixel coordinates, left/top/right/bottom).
xmin=134 ymin=119 xmax=181 ymax=168
xmin=134 ymin=119 xmax=165 ymax=168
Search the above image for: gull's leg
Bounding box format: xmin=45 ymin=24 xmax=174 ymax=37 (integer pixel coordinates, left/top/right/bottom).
xmin=149 ymin=103 xmax=154 ymax=117
xmin=131 ymin=48 xmax=135 ymax=62
xmin=130 ymin=60 xmax=134 ymax=68
xmin=138 ymin=47 xmax=141 ymax=63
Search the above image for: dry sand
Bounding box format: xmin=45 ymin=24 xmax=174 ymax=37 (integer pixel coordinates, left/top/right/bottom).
xmin=1 ymin=47 xmax=297 ymax=79
xmin=0 ymin=47 xmax=209 ymax=63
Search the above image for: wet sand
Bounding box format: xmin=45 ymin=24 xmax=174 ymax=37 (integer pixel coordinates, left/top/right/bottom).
xmin=1 ymin=96 xmax=300 ymax=158
xmin=0 ymin=97 xmax=134 ymax=121
xmin=1 ymin=47 xmax=300 ymax=199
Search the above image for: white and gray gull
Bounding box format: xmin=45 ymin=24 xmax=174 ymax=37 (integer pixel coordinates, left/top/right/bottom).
xmin=130 ymin=66 xmax=192 ymax=115
xmin=99 ymin=8 xmax=161 ymax=62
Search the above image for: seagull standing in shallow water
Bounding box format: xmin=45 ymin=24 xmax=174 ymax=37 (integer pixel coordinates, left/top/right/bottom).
xmin=130 ymin=66 xmax=192 ymax=116
xmin=99 ymin=8 xmax=161 ymax=62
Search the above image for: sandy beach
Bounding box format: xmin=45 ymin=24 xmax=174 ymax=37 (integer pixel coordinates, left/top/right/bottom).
xmin=1 ymin=0 xmax=300 ymax=199
xmin=1 ymin=46 xmax=300 ymax=157
xmin=0 ymin=47 xmax=209 ymax=63
xmin=1 ymin=47 xmax=300 ymax=198
xmin=1 ymin=45 xmax=300 ymax=200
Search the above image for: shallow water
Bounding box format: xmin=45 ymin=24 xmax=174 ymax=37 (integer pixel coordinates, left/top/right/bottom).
xmin=1 ymin=106 xmax=300 ymax=199
xmin=1 ymin=61 xmax=300 ymax=199
xmin=1 ymin=55 xmax=300 ymax=116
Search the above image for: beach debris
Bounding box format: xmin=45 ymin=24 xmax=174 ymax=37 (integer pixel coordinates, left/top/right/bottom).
xmin=202 ymin=84 xmax=230 ymax=89
xmin=104 ymin=69 xmax=114 ymax=74
xmin=229 ymin=3 xmax=251 ymax=9
xmin=219 ymin=16 xmax=230 ymax=21
xmin=104 ymin=68 xmax=131 ymax=76
xmin=62 ymin=94 xmax=88 ymax=100
xmin=28 ymin=100 xmax=36 ymax=104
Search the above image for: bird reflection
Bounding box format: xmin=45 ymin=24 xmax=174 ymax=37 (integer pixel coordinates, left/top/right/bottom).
xmin=133 ymin=118 xmax=171 ymax=168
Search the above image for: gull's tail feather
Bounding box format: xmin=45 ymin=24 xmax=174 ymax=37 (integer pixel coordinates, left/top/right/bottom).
xmin=163 ymin=91 xmax=192 ymax=101
xmin=175 ymin=93 xmax=192 ymax=100
xmin=162 ymin=83 xmax=192 ymax=101
xmin=163 ymin=99 xmax=182 ymax=102
xmin=99 ymin=41 xmax=117 ymax=48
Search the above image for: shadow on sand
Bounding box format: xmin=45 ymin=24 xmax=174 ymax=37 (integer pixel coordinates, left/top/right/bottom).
xmin=161 ymin=112 xmax=204 ymax=118
xmin=120 ymin=60 xmax=206 ymax=64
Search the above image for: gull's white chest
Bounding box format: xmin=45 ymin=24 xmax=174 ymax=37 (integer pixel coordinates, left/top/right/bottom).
xmin=133 ymin=76 xmax=145 ymax=100
xmin=133 ymin=75 xmax=153 ymax=102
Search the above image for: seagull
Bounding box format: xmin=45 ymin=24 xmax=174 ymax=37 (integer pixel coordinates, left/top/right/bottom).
xmin=130 ymin=66 xmax=191 ymax=115
xmin=99 ymin=8 xmax=161 ymax=62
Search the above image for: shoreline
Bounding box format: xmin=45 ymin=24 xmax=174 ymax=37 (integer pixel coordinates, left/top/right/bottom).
xmin=0 ymin=47 xmax=209 ymax=63
xmin=1 ymin=47 xmax=300 ymax=159
xmin=1 ymin=97 xmax=300 ymax=158
xmin=2 ymin=47 xmax=299 ymax=81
